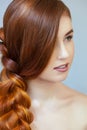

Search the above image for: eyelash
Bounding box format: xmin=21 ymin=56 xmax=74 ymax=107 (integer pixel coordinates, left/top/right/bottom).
xmin=65 ymin=35 xmax=73 ymax=42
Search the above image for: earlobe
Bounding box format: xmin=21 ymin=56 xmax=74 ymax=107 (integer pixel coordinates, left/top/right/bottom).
xmin=0 ymin=28 xmax=4 ymax=42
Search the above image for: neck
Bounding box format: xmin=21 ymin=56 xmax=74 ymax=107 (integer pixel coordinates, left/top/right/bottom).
xmin=27 ymin=78 xmax=63 ymax=101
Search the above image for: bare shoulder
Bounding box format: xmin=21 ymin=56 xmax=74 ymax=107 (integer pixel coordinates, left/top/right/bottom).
xmin=63 ymin=84 xmax=87 ymax=102
xmin=65 ymin=84 xmax=87 ymax=109
xmin=69 ymin=88 xmax=87 ymax=129
xmin=58 ymin=84 xmax=87 ymax=129
xmin=72 ymin=89 xmax=87 ymax=111
xmin=69 ymin=87 xmax=87 ymax=105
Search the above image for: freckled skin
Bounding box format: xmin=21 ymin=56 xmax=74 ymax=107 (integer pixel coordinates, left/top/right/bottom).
xmin=28 ymin=16 xmax=87 ymax=130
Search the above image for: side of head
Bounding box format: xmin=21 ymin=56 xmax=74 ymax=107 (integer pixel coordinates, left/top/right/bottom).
xmin=0 ymin=0 xmax=71 ymax=129
xmin=3 ymin=0 xmax=71 ymax=79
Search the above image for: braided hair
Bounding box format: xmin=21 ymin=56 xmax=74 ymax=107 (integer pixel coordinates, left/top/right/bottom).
xmin=0 ymin=0 xmax=71 ymax=129
xmin=0 ymin=28 xmax=33 ymax=129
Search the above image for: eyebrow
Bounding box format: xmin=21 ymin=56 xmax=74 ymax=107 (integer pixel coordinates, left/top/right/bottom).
xmin=65 ymin=29 xmax=74 ymax=36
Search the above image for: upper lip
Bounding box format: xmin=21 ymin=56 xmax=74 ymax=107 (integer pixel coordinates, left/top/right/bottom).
xmin=53 ymin=63 xmax=69 ymax=69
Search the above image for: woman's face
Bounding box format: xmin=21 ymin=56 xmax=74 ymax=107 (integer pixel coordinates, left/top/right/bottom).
xmin=37 ymin=15 xmax=74 ymax=83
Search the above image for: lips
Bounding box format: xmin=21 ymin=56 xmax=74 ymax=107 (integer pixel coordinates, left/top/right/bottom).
xmin=53 ymin=63 xmax=69 ymax=72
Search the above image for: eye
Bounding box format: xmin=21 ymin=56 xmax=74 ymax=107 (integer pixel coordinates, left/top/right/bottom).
xmin=65 ymin=35 xmax=73 ymax=42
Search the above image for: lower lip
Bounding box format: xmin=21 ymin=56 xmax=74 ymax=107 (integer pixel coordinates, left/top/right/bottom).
xmin=53 ymin=64 xmax=69 ymax=72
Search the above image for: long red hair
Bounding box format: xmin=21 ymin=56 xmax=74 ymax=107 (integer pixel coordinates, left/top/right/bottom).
xmin=0 ymin=0 xmax=71 ymax=129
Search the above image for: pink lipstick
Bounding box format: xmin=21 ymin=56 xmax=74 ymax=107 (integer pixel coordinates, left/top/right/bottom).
xmin=53 ymin=63 xmax=69 ymax=72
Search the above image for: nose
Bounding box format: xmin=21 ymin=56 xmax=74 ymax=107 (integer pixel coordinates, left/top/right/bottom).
xmin=58 ymin=43 xmax=69 ymax=60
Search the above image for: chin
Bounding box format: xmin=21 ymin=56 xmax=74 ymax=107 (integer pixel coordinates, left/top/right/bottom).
xmin=43 ymin=75 xmax=67 ymax=83
xmin=38 ymin=71 xmax=69 ymax=83
xmin=55 ymin=76 xmax=67 ymax=82
xmin=53 ymin=73 xmax=68 ymax=82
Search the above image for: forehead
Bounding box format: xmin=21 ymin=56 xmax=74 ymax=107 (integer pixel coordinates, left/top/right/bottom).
xmin=58 ymin=15 xmax=73 ymax=37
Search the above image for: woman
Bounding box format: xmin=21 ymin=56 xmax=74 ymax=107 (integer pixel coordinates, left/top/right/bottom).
xmin=0 ymin=0 xmax=87 ymax=130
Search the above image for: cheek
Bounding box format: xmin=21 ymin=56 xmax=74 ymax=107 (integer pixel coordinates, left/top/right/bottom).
xmin=68 ymin=42 xmax=74 ymax=60
xmin=38 ymin=65 xmax=57 ymax=82
xmin=71 ymin=42 xmax=74 ymax=59
xmin=38 ymin=67 xmax=52 ymax=79
xmin=38 ymin=70 xmax=56 ymax=82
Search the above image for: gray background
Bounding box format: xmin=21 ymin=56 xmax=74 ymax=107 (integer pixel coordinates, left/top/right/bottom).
xmin=0 ymin=0 xmax=87 ymax=94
